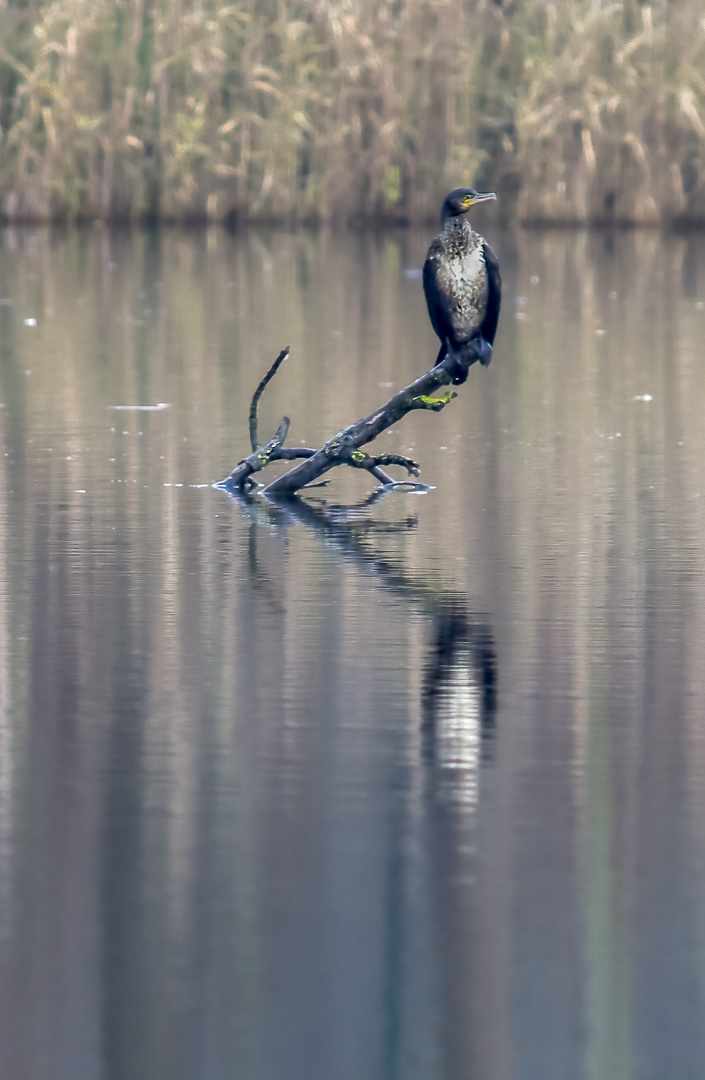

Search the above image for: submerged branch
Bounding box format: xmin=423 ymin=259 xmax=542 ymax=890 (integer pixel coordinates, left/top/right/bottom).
xmin=218 ymin=343 xmax=470 ymax=497
xmin=220 ymin=443 xmax=316 ymax=492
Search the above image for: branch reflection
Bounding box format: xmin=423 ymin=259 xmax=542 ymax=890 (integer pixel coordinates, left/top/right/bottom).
xmin=231 ymin=488 xmax=498 ymax=813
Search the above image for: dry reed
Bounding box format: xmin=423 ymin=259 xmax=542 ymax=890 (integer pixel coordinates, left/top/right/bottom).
xmin=1 ymin=0 xmax=704 ymax=225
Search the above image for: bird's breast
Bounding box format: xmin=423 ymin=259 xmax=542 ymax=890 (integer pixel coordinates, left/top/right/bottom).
xmin=450 ymin=244 xmax=485 ymax=295
xmin=442 ymin=242 xmax=488 ymax=339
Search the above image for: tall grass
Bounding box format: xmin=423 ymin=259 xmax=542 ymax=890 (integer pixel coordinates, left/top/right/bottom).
xmin=1 ymin=0 xmax=705 ymax=225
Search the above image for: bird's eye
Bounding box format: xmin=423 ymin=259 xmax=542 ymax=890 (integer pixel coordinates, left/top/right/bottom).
xmin=464 ymin=195 xmax=472 ymax=205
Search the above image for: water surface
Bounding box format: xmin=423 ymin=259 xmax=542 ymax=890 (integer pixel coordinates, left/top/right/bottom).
xmin=2 ymin=226 xmax=705 ymax=1080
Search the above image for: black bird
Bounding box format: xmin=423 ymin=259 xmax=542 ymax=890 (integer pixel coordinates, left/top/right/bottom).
xmin=423 ymin=188 xmax=501 ymax=385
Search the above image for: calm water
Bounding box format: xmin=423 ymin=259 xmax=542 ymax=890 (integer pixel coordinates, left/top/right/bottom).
xmin=2 ymin=225 xmax=705 ymax=1080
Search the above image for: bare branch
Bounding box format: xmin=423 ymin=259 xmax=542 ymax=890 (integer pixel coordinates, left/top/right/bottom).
xmin=372 ymin=454 xmax=421 ymax=476
xmin=368 ymin=465 xmax=396 ymax=485
xmin=217 ymin=343 xmax=474 ymax=497
xmin=263 ymin=353 xmax=460 ymax=496
xmin=276 ymin=447 xmax=317 ymax=460
xmin=249 ymin=346 xmax=290 ymax=451
xmin=273 ymin=415 xmax=290 ymax=445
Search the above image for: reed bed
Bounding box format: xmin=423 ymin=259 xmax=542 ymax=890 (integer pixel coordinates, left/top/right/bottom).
xmin=1 ymin=0 xmax=705 ymax=225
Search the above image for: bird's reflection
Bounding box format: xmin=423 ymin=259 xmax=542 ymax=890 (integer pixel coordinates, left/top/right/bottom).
xmin=230 ymin=488 xmax=498 ymax=807
xmin=423 ymin=604 xmax=497 ymax=812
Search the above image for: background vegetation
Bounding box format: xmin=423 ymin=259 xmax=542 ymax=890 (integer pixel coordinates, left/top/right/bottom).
xmin=1 ymin=0 xmax=705 ymax=225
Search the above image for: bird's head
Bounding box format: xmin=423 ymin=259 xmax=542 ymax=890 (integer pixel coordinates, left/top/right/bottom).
xmin=441 ymin=188 xmax=496 ymax=224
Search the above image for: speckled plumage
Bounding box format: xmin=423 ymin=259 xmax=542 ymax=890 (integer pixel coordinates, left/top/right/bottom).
xmin=424 ymin=220 xmax=488 ymax=343
xmin=423 ymin=190 xmax=501 ymax=384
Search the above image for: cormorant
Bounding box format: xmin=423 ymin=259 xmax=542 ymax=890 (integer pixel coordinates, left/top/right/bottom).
xmin=423 ymin=188 xmax=501 ymax=385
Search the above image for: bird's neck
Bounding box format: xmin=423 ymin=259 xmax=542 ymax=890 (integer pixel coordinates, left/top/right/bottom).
xmin=443 ymin=217 xmax=477 ymax=248
xmin=443 ymin=215 xmax=473 ymax=236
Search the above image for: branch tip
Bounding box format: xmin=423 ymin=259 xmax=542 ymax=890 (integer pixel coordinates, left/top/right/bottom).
xmin=274 ymin=416 xmax=290 ymax=446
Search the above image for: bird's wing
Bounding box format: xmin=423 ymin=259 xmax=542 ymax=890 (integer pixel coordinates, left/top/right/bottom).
xmin=480 ymin=243 xmax=502 ymax=346
xmin=423 ymin=245 xmax=453 ymax=343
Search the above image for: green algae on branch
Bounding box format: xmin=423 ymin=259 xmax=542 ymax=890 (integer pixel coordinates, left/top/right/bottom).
xmin=215 ymin=345 xmax=466 ymax=497
xmin=410 ymin=391 xmax=458 ymax=410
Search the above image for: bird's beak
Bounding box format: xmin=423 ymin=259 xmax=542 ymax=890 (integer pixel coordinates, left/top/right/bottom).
xmin=471 ymin=192 xmax=497 ymax=204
